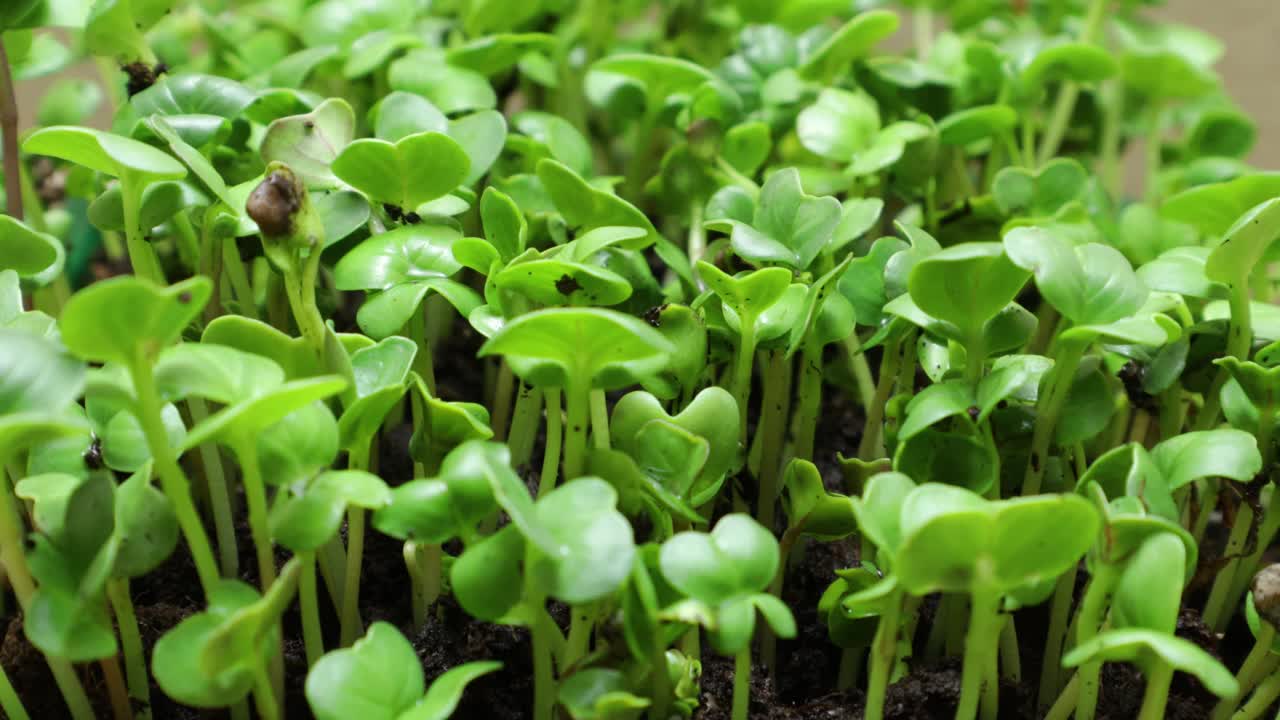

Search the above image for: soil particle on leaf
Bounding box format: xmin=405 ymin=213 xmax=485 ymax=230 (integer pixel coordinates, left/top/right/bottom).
xmin=122 ymin=61 xmax=166 ymax=97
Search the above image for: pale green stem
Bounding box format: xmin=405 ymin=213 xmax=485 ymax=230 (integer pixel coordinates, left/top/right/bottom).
xmin=121 ymin=180 xmax=165 ymax=284
xmin=130 ymin=362 xmax=220 ymax=593
xmin=300 ymin=551 xmax=323 ymax=667
xmin=729 ymin=324 xmax=757 ymax=445
xmin=858 ymin=333 xmax=905 ymax=460
xmin=1074 ymin=564 xmax=1121 ymax=720
xmin=0 ymin=39 xmax=22 ymax=220
xmin=792 ymin=341 xmax=824 ymax=461
xmin=0 ymin=462 xmax=95 ymax=720
xmin=1039 ymin=564 xmax=1080 ymax=710
xmin=732 ymin=645 xmax=752 ymax=720
xmin=1137 ymin=661 xmax=1174 ymax=720
xmin=339 ymin=440 xmax=371 ymax=646
xmin=539 ymin=388 xmax=563 ymax=498
xmin=1037 ymin=0 xmax=1109 ymax=165
xmin=221 ymin=237 xmax=258 ymax=320
xmin=491 ymin=362 xmax=516 ymax=442
xmin=0 ymin=662 xmax=30 ymax=720
xmin=864 ymin=588 xmax=904 ymax=720
xmin=1214 ymin=624 xmax=1277 ymax=720
xmin=563 ymin=382 xmax=590 ymax=480
xmin=1233 ymin=667 xmax=1280 ymax=720
xmin=1204 ymin=502 xmax=1255 ymax=631
xmin=589 ymin=389 xmax=610 ymax=450
xmin=842 ymin=332 xmax=878 ymax=412
xmin=188 ymin=396 xmax=238 ymax=578
xmin=1198 ymin=283 xmax=1253 ymax=430
xmin=957 ymin=588 xmax=1001 ymax=720
xmin=107 ymin=579 xmax=150 ymax=717
xmin=1045 ymin=674 xmax=1080 ymax=720
xmin=1022 ymin=339 xmax=1087 ymax=496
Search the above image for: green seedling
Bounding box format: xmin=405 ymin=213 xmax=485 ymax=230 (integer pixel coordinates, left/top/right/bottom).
xmin=334 ymin=224 xmax=481 ymax=387
xmin=153 ymin=560 xmax=301 ymax=719
xmin=450 ymin=459 xmax=636 ymax=720
xmin=306 ymin=622 xmax=499 ymax=720
xmin=479 ymin=307 xmax=673 ymax=482
xmin=24 ymin=126 xmax=186 ymax=283
xmin=658 ymin=514 xmax=795 ymax=720
xmin=893 ymin=485 xmax=1099 ymax=720
xmin=5 ymin=3 xmax=1280 ymax=720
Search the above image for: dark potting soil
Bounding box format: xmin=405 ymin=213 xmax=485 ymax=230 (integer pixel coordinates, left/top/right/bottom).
xmin=0 ymin=346 xmax=1269 ymax=720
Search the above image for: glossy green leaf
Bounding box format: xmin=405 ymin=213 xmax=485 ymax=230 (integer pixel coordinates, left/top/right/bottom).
xmin=1151 ymin=428 xmax=1261 ymax=490
xmin=271 ymin=470 xmax=390 ymax=552
xmin=659 ymin=514 xmax=778 ymax=604
xmin=24 ymin=125 xmax=186 ymax=184
xmin=530 ymin=477 xmax=636 ymax=604
xmin=908 ymin=242 xmax=1028 ymax=343
xmin=59 ymin=276 xmax=209 ymax=366
xmin=306 ymin=621 xmax=423 ymax=720
xmin=1004 ymin=228 xmax=1146 ymax=326
xmin=0 ymin=215 xmax=63 ymax=279
xmin=1160 ymin=173 xmax=1280 ymax=238
xmin=536 ymin=160 xmax=659 ymax=248
xmin=479 ymin=308 xmax=673 ymax=392
xmin=1204 ymin=198 xmax=1280 ymax=286
xmin=259 ymin=98 xmax=355 ymax=188
xmin=798 ymin=10 xmax=899 ymax=81
xmin=332 ymin=132 xmax=470 ymax=211
xmin=388 ymin=52 xmax=497 ymax=115
xmin=1113 ymin=532 xmax=1186 ymax=634
xmin=589 ymin=54 xmax=716 ymax=111
xmin=1062 ymin=629 xmax=1237 ymax=699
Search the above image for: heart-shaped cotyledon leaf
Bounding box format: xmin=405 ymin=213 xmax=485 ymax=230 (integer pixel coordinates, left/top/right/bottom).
xmin=1003 ymin=227 xmax=1147 ymax=327
xmin=0 ymin=215 xmax=64 ymax=281
xmin=557 ymin=667 xmax=650 ymax=720
xmin=658 ymin=514 xmax=796 ymax=654
xmin=306 ymin=621 xmax=501 ymax=720
xmin=894 ymin=485 xmax=1100 ymax=596
xmin=58 ymin=276 xmax=210 ymax=366
xmin=479 ymin=307 xmax=675 ymax=393
xmin=152 ymin=580 xmax=275 ymax=708
xmin=1062 ymin=629 xmax=1237 ymax=700
xmin=23 ymin=125 xmax=187 ymax=186
xmin=260 ymin=98 xmax=356 ymax=188
xmin=782 ymin=459 xmax=858 ymax=541
xmin=332 ymin=131 xmax=470 ymax=212
xmin=536 ymin=159 xmax=660 ymax=248
xmin=529 ymin=477 xmax=637 ymax=604
xmin=589 ymin=53 xmax=716 ymax=113
xmin=992 ymin=158 xmax=1088 ymax=219
xmin=271 ymin=470 xmax=391 ymax=552
xmin=338 ymin=336 xmax=416 ymax=450
xmin=334 ymin=224 xmax=482 ymax=340
xmin=611 ymin=387 xmax=740 ymax=499
xmin=450 ymin=475 xmax=636 ymax=619
xmin=718 ymin=168 xmax=842 ymax=271
xmin=798 ymin=9 xmax=899 ymax=82
xmin=374 ymin=437 xmax=500 ymax=545
xmin=907 ymin=242 xmax=1029 ymax=349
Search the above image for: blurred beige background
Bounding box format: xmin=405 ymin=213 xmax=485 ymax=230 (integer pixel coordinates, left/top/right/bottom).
xmin=1156 ymin=0 xmax=1280 ymax=168
xmin=12 ymin=1 xmax=1280 ymax=168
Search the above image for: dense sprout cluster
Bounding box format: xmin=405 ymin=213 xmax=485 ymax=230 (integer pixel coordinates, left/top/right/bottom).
xmin=0 ymin=1 xmax=1279 ymax=720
